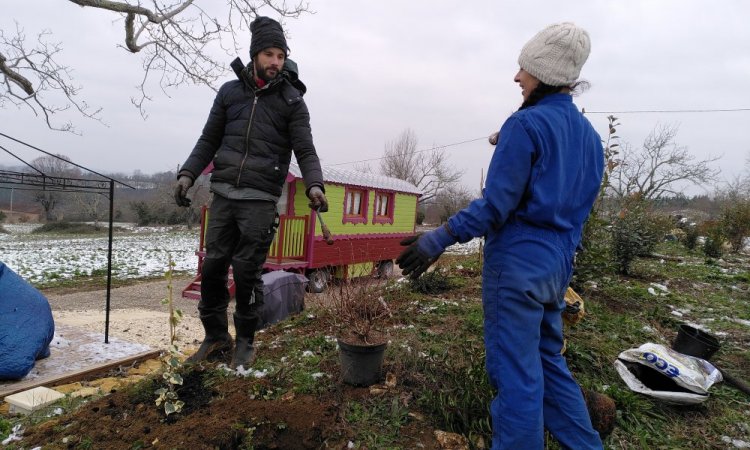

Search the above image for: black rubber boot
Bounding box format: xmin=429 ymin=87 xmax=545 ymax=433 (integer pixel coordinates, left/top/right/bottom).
xmin=186 ymin=312 xmax=233 ymax=364
xmin=231 ymin=313 xmax=259 ymax=370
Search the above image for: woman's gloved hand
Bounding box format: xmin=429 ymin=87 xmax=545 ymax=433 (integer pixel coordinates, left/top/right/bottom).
xmin=396 ymin=224 xmax=457 ymax=278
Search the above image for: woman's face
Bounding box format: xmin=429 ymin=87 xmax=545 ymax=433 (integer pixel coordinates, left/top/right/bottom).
xmin=514 ymin=68 xmax=540 ymax=101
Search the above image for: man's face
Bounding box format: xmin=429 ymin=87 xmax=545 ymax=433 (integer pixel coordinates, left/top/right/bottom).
xmin=254 ymin=47 xmax=286 ymax=82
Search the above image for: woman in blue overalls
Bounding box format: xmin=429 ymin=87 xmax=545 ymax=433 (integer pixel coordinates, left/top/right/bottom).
xmin=397 ymin=23 xmax=604 ymax=450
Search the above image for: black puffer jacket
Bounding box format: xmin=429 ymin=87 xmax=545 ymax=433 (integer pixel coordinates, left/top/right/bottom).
xmin=179 ymin=58 xmax=323 ymax=197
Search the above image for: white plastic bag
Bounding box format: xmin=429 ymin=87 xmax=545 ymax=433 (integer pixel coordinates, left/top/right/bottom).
xmin=614 ymin=343 xmax=723 ymax=404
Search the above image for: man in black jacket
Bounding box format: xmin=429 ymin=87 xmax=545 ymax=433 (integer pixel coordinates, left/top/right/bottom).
xmin=174 ymin=16 xmax=328 ymax=370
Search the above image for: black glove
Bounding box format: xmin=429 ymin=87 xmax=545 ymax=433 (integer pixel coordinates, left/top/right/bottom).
xmin=396 ymin=225 xmax=457 ymax=279
xmin=307 ymin=186 xmax=329 ymax=212
xmin=174 ymin=175 xmax=193 ymax=207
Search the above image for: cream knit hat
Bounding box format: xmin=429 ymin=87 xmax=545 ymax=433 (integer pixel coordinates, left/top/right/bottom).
xmin=517 ymin=22 xmax=591 ymax=86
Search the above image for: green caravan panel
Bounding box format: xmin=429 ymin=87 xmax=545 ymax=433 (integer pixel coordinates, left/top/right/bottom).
xmin=291 ymin=180 xmax=419 ymax=236
xmin=390 ymin=193 xmax=419 ymax=232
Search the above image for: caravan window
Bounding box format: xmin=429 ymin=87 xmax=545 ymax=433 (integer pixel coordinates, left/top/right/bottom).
xmin=343 ymin=187 xmax=368 ymax=224
xmin=373 ymin=191 xmax=395 ymax=224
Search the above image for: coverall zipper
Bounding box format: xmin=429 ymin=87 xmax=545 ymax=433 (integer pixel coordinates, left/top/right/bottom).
xmin=237 ymin=95 xmax=259 ymax=187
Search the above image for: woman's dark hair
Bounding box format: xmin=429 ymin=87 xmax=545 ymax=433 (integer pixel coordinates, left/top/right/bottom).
xmin=518 ymin=80 xmax=590 ymax=110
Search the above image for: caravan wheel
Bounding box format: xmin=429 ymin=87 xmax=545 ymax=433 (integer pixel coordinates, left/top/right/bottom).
xmin=307 ymin=269 xmax=329 ymax=293
xmin=377 ymin=260 xmax=394 ymax=278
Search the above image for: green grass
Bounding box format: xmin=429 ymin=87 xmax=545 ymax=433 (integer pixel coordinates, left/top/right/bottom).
xmin=344 ymin=397 xmax=410 ymax=448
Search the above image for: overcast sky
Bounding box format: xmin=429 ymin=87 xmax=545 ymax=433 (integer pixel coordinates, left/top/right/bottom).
xmin=2 ymin=0 xmax=749 ymax=196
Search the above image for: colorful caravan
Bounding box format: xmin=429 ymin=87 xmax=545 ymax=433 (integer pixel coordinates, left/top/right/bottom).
xmin=183 ymin=163 xmax=421 ymax=298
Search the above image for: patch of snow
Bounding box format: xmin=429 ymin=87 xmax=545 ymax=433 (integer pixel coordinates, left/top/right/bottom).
xmin=301 ymin=350 xmax=315 ymax=358
xmin=722 ymin=436 xmax=750 ymax=448
xmin=232 ymin=365 xmax=269 ymax=378
xmin=723 ymin=317 xmax=750 ymax=328
xmin=1 ymin=226 xmax=199 ymax=285
xmin=445 ymin=238 xmax=483 ymax=255
xmin=311 ymin=372 xmax=325 ymax=379
xmin=1 ymin=425 xmax=23 ymax=445
xmin=650 ymin=283 xmax=669 ymax=293
xmin=19 ymin=328 xmax=152 ymax=382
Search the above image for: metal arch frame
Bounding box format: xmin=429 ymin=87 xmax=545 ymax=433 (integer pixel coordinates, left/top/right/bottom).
xmin=0 ymin=132 xmax=135 ymax=344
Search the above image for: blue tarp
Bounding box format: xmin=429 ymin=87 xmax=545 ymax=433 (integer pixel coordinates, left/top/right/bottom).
xmin=0 ymin=261 xmax=55 ymax=380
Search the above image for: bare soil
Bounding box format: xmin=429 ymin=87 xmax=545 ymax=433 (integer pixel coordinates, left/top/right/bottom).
xmin=21 ymin=277 xmax=447 ymax=449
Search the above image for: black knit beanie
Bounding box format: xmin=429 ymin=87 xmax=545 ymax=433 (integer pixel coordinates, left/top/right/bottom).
xmin=249 ymin=16 xmax=288 ymax=58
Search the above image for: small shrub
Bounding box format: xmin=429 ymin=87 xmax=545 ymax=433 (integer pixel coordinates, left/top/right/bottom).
xmin=0 ymin=210 xmax=6 ymax=222
xmin=681 ymin=224 xmax=699 ymax=251
xmin=326 ymin=277 xmax=392 ymax=345
xmin=32 ymin=222 xmax=106 ymax=234
xmin=410 ymin=270 xmax=453 ymax=294
xmin=155 ymin=257 xmax=185 ymax=416
xmin=416 ymin=209 xmax=425 ymax=225
xmin=703 ymin=235 xmax=724 ymax=259
xmin=573 ymin=215 xmax=613 ymax=286
xmin=610 ymin=199 xmax=668 ymax=275
xmin=0 ymin=417 xmax=11 ymax=442
xmin=719 ymin=199 xmax=750 ymax=252
xmin=700 ymin=220 xmax=724 ymax=259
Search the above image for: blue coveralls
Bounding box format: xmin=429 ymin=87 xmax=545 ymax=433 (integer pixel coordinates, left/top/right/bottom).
xmin=447 ymin=94 xmax=605 ymax=449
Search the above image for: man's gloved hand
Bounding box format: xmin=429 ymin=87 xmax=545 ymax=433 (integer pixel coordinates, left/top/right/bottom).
xmin=396 ymin=224 xmax=457 ymax=279
xmin=308 ymin=186 xmax=328 ymax=212
xmin=174 ymin=175 xmax=194 ymax=207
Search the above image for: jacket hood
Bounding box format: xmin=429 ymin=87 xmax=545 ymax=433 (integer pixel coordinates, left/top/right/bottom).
xmin=230 ymin=57 xmax=307 ymax=95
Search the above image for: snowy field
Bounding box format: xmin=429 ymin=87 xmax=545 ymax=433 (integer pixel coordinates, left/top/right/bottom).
xmin=0 ymin=223 xmax=199 ymax=285
xmin=0 ymin=223 xmax=482 ymax=286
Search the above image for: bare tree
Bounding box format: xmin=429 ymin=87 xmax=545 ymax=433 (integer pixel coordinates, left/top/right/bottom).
xmin=0 ymin=23 xmax=102 ymax=133
xmin=28 ymin=153 xmax=81 ymax=221
xmin=72 ymin=191 xmax=107 ymax=226
xmin=379 ymin=128 xmax=463 ymax=204
xmin=434 ymin=183 xmax=473 ymax=223
xmin=1 ymin=1 xmax=310 ymax=131
xmin=609 ymin=123 xmax=720 ymax=201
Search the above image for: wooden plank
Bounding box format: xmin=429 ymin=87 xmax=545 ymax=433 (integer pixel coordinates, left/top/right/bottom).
xmin=0 ymin=349 xmax=161 ymax=399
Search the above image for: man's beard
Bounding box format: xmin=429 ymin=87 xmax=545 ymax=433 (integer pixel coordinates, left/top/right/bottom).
xmin=256 ymin=65 xmax=279 ymax=82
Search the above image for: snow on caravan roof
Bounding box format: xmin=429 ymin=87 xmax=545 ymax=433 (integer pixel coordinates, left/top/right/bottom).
xmin=289 ymin=162 xmax=421 ymax=196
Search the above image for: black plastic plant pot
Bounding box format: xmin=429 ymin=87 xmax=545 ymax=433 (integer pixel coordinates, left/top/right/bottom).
xmin=337 ymin=339 xmax=387 ymax=387
xmin=672 ymin=324 xmax=721 ymax=360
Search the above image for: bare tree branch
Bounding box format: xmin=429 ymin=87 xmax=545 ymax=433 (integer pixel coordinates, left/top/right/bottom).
xmin=609 ymin=123 xmax=721 ymax=201
xmin=28 ymin=153 xmax=81 ymax=221
xmin=379 ymin=128 xmax=464 ymax=204
xmin=0 ymin=23 xmax=103 ymax=133
xmin=1 ymin=1 xmax=311 ymax=131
